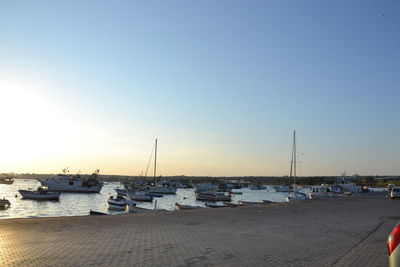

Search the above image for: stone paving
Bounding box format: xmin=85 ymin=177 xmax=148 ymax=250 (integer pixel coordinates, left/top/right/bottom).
xmin=0 ymin=192 xmax=399 ymax=266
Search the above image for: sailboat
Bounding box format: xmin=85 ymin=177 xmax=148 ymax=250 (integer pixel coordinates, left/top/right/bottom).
xmin=148 ymin=139 xmax=177 ymax=195
xmin=286 ymin=130 xmax=308 ymax=202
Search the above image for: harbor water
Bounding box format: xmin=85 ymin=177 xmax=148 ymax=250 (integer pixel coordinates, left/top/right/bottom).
xmin=1 ymin=179 xmax=298 ymax=219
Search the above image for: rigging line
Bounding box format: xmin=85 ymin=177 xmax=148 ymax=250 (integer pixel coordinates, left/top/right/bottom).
xmin=144 ymin=142 xmax=155 ymax=177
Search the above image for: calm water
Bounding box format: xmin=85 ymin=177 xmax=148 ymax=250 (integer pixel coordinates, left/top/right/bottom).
xmin=0 ymin=179 xmax=294 ymax=219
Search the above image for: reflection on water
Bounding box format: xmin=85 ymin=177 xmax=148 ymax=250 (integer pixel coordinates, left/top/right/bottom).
xmin=0 ymin=179 xmax=293 ymax=219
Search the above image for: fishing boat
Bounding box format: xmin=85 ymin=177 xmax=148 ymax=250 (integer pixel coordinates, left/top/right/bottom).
xmin=285 ymin=131 xmax=308 ymax=202
xmin=19 ymin=186 xmax=61 ymax=200
xmin=0 ymin=198 xmax=11 ymax=209
xmin=41 ymin=169 xmax=103 ymax=193
xmin=175 ymin=203 xmax=204 ymax=210
xmin=196 ymin=191 xmax=231 ymax=202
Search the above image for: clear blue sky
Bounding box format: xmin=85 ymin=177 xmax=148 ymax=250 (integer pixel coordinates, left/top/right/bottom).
xmin=0 ymin=0 xmax=399 ymax=176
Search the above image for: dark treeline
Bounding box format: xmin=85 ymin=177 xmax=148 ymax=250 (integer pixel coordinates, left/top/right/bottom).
xmin=7 ymin=173 xmax=400 ymax=186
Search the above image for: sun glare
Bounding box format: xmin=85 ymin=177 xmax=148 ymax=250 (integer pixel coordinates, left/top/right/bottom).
xmin=0 ymin=77 xmax=66 ymax=171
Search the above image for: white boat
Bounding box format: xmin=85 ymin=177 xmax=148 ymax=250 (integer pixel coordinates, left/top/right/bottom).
xmin=107 ymin=195 xmax=135 ymax=209
xmin=148 ymin=186 xmax=177 ymax=195
xmin=41 ymin=169 xmax=103 ymax=193
xmin=286 ymin=192 xmax=308 ymax=201
xmin=307 ymin=185 xmax=332 ymax=199
xmin=19 ymin=186 xmax=61 ymax=200
xmin=331 ymin=178 xmax=361 ymax=194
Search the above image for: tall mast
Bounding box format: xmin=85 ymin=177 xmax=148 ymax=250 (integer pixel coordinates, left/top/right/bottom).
xmin=293 ymin=130 xmax=296 ymax=192
xmin=154 ymin=138 xmax=157 ymax=181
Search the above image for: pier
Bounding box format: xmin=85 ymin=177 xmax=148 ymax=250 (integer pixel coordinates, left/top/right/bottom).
xmin=0 ymin=192 xmax=397 ymax=266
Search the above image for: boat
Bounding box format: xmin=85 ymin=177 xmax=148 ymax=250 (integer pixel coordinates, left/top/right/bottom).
xmin=230 ymin=191 xmax=243 ymax=195
xmin=115 ymin=188 xmax=127 ymax=196
xmin=272 ymin=185 xmax=290 ymax=192
xmin=19 ymin=186 xmax=61 ymax=200
xmin=128 ymin=206 xmax=153 ymax=213
xmin=0 ymin=176 xmax=14 ymax=184
xmin=307 ymin=185 xmax=332 ymax=199
xmin=195 ymin=183 xmax=219 ymax=192
xmin=148 ymin=192 xmax=163 ymax=197
xmin=89 ymin=210 xmax=108 ymax=216
xmin=148 ymin=186 xmax=177 ymax=195
xmin=41 ymin=169 xmax=103 ymax=193
xmin=107 ymin=195 xmax=135 ymax=208
xmin=261 ymin=200 xmax=273 ymax=204
xmin=0 ymin=198 xmax=11 ymax=209
xmin=129 ymin=191 xmax=154 ymax=202
xmin=285 ymin=131 xmax=308 ymax=202
xmin=238 ymin=200 xmax=263 ymax=205
xmin=250 ymin=185 xmax=267 ymax=190
xmin=175 ymin=203 xmax=204 ymax=210
xmin=196 ymin=191 xmax=231 ymax=202
xmin=223 ymin=202 xmax=244 ymax=207
xmin=205 ymin=203 xmax=228 ymax=208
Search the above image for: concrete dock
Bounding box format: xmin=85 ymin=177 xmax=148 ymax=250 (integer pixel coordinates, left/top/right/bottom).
xmin=0 ymin=192 xmax=398 ymax=266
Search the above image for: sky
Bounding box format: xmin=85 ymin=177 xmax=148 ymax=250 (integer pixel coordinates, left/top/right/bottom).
xmin=0 ymin=0 xmax=399 ymax=176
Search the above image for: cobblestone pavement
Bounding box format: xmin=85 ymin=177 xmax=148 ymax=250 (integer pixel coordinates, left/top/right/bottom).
xmin=0 ymin=193 xmax=398 ymax=266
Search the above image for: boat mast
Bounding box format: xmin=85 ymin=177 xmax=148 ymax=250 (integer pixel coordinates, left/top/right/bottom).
xmin=293 ymin=130 xmax=296 ymax=193
xmin=154 ymin=138 xmax=157 ymax=182
xmin=289 ymin=130 xmax=296 ymax=193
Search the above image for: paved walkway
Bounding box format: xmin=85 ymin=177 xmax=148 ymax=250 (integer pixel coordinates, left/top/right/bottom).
xmin=0 ymin=193 xmax=398 ymax=266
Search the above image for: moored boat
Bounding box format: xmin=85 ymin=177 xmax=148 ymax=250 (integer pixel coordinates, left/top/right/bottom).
xmin=0 ymin=176 xmax=14 ymax=185
xmin=107 ymin=195 xmax=135 ymax=209
xmin=205 ymin=203 xmax=228 ymax=208
xmin=89 ymin=210 xmax=108 ymax=216
xmin=41 ymin=169 xmax=103 ymax=193
xmin=0 ymin=198 xmax=11 ymax=209
xmin=129 ymin=191 xmax=154 ymax=202
xmin=148 ymin=186 xmax=177 ymax=195
xmin=19 ymin=186 xmax=61 ymax=200
xmin=196 ymin=191 xmax=231 ymax=202
xmin=250 ymin=185 xmax=267 ymax=190
xmin=175 ymin=203 xmax=204 ymax=210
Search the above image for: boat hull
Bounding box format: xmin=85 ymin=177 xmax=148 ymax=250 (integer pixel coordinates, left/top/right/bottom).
xmin=19 ymin=190 xmax=61 ymax=200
